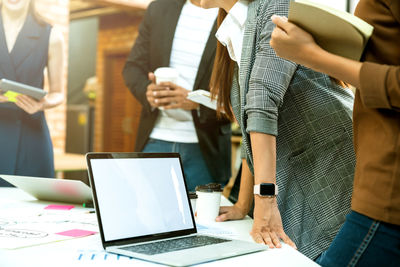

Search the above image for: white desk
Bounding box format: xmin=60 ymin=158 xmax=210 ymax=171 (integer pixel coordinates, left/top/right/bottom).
xmin=0 ymin=188 xmax=319 ymax=267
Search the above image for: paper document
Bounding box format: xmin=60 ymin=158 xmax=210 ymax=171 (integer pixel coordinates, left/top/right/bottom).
xmin=0 ymin=207 xmax=98 ymax=249
xmin=187 ymin=89 xmax=217 ymax=110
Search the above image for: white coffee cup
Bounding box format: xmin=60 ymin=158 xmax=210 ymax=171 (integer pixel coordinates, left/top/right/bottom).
xmin=195 ymin=183 xmax=222 ymax=222
xmin=154 ymin=67 xmax=179 ymax=85
xmin=153 ymin=67 xmax=179 ymax=110
xmin=189 ymin=192 xmax=198 ymax=218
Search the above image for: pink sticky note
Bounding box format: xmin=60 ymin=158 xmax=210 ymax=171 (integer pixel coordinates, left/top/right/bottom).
xmin=56 ymin=229 xmax=97 ymax=237
xmin=44 ymin=204 xmax=75 ymax=210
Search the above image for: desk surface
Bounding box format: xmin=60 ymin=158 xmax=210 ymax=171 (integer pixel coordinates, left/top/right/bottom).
xmin=0 ymin=188 xmax=319 ymax=267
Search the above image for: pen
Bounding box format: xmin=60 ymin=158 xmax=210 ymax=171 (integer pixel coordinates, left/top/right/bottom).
xmin=85 ymin=210 xmax=95 ymax=214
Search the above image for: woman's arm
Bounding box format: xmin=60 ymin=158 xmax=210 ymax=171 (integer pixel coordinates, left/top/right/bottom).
xmin=250 ymin=132 xmax=295 ymax=249
xmin=15 ymin=26 xmax=65 ymax=114
xmin=216 ymin=159 xmax=254 ymax=221
xmin=270 ymin=15 xmax=400 ymax=110
xmin=270 ymin=15 xmax=361 ymax=87
xmin=45 ymin=26 xmax=65 ymax=108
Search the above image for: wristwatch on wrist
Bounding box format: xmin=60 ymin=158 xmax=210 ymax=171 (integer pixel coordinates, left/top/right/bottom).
xmin=254 ymin=183 xmax=278 ymax=197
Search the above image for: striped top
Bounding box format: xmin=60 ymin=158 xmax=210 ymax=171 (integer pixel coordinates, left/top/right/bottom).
xmin=150 ymin=0 xmax=218 ymax=143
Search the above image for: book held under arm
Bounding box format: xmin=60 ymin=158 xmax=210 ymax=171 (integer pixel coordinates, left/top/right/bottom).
xmin=187 ymin=89 xmax=218 ymax=110
xmin=0 ymin=79 xmax=47 ymax=102
xmin=288 ymin=0 xmax=374 ymax=61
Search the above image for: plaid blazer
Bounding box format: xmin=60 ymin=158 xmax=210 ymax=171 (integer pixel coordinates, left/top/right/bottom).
xmin=231 ymin=0 xmax=356 ymax=259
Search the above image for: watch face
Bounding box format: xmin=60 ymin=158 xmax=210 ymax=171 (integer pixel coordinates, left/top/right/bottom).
xmin=260 ymin=183 xmax=275 ymax=196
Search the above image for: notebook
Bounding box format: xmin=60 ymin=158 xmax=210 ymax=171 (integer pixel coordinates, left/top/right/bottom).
xmin=0 ymin=174 xmax=92 ymax=204
xmin=289 ymin=0 xmax=373 ymax=60
xmin=86 ymin=152 xmax=266 ymax=266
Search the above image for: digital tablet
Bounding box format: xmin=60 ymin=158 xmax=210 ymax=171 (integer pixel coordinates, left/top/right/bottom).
xmin=0 ymin=174 xmax=92 ymax=204
xmin=0 ymin=78 xmax=47 ymax=101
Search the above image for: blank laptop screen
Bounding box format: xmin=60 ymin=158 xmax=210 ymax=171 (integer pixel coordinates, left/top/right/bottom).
xmin=90 ymin=157 xmax=194 ymax=242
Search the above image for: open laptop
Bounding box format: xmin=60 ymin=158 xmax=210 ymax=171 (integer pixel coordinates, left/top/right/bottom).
xmin=86 ymin=152 xmax=266 ymax=266
xmin=0 ymin=174 xmax=92 ymax=204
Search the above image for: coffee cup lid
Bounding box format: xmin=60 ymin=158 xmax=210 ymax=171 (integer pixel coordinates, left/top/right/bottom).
xmin=188 ymin=191 xmax=198 ymax=199
xmin=195 ymin=183 xmax=222 ymax=193
xmin=154 ymin=67 xmax=179 ymax=78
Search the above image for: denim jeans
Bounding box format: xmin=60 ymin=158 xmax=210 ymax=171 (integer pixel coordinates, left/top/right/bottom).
xmin=142 ymin=139 xmax=214 ymax=191
xmin=316 ymin=211 xmax=400 ymax=267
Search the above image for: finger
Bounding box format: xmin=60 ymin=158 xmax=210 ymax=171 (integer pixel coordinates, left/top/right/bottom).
xmin=155 ymin=97 xmax=179 ymax=105
xmin=148 ymin=72 xmax=155 ymax=83
xmin=271 ymin=15 xmax=288 ymax=28
xmin=260 ymin=232 xmax=275 ymax=248
xmin=15 ymin=100 xmax=31 ymax=113
xmin=269 ymin=231 xmax=282 ymax=248
xmin=158 ymin=81 xmax=176 ymax=88
xmin=215 ymin=213 xmax=231 ymax=222
xmin=163 ymin=103 xmax=181 ymax=110
xmin=16 ymin=96 xmax=35 ymax=111
xmin=271 ymin=26 xmax=287 ymax=39
xmin=153 ymin=90 xmax=176 ymax=98
xmin=152 ymin=85 xmax=171 ymax=91
xmin=251 ymin=233 xmax=265 ymax=245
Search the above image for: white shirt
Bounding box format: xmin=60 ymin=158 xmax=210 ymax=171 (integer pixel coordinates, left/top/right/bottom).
xmin=215 ymin=0 xmax=249 ymax=64
xmin=150 ymin=0 xmax=218 ymax=143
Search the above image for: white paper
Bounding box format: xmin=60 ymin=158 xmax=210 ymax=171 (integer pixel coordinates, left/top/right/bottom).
xmin=0 ymin=208 xmax=98 ymax=249
xmin=187 ymin=90 xmax=217 ymax=110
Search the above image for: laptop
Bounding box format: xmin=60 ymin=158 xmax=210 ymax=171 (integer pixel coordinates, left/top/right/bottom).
xmin=0 ymin=174 xmax=92 ymax=204
xmin=86 ymin=152 xmax=266 ymax=266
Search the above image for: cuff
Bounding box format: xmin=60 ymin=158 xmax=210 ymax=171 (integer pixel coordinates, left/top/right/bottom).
xmin=246 ymin=116 xmax=278 ymax=136
xmin=359 ymin=62 xmax=391 ymax=109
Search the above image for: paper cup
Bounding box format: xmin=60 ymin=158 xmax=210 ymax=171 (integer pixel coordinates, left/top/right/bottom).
xmin=195 ymin=191 xmax=221 ymax=222
xmin=189 ymin=192 xmax=198 ymax=217
xmin=154 ymin=67 xmax=179 ymax=85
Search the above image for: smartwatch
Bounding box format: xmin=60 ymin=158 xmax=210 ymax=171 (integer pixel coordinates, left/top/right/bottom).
xmin=254 ymin=183 xmax=278 ymax=197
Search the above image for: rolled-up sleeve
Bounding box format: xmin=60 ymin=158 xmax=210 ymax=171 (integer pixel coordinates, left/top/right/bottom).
xmin=359 ymin=62 xmax=400 ymax=110
xmin=245 ymin=0 xmax=297 ymax=136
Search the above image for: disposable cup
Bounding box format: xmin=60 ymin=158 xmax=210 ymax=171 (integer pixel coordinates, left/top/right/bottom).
xmin=188 ymin=192 xmax=198 ymax=217
xmin=154 ymin=67 xmax=179 ymax=85
xmin=195 ymin=183 xmax=222 ymax=222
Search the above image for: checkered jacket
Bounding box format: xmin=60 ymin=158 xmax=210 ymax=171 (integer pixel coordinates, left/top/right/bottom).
xmin=231 ymin=0 xmax=356 ymax=259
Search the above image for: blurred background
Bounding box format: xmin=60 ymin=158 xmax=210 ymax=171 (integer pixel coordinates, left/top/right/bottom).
xmin=41 ymin=0 xmax=359 ymax=183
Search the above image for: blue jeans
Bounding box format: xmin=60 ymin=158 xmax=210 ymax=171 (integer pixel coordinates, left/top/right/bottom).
xmin=142 ymin=139 xmax=214 ymax=191
xmin=316 ymin=211 xmax=400 ymax=267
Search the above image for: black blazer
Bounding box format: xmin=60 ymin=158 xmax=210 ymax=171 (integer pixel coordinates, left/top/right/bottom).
xmin=123 ymin=0 xmax=232 ymax=183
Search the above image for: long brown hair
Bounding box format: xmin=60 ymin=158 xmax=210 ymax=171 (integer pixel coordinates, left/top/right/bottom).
xmin=210 ymin=8 xmax=236 ymax=121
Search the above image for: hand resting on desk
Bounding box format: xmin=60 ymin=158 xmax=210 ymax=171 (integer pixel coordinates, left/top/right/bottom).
xmin=216 ymin=201 xmax=297 ymax=250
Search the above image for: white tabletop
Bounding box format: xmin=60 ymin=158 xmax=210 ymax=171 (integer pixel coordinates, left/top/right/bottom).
xmin=0 ymin=188 xmax=319 ymax=267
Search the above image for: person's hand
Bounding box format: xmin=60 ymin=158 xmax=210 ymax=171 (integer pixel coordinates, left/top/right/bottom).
xmin=251 ymin=196 xmax=297 ymax=249
xmin=152 ymin=81 xmax=199 ymax=111
xmin=146 ymin=72 xmax=169 ymax=109
xmin=270 ymin=15 xmax=321 ymax=66
xmin=15 ymin=95 xmax=44 ymax=114
xmin=215 ymin=203 xmax=248 ymax=222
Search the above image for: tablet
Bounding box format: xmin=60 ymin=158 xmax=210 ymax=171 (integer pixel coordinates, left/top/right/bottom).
xmin=0 ymin=174 xmax=92 ymax=204
xmin=0 ymin=79 xmax=47 ymax=101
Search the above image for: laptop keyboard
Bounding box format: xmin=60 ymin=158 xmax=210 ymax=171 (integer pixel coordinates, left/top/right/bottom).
xmin=121 ymin=235 xmax=231 ymax=255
